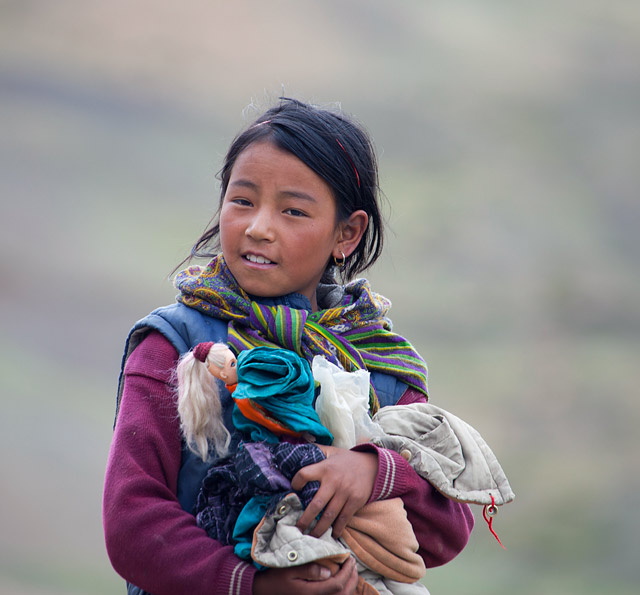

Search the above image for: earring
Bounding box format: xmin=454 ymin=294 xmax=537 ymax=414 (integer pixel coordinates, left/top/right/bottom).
xmin=333 ymin=250 xmax=346 ymax=268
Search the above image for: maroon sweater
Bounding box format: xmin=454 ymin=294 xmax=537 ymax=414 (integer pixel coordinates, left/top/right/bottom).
xmin=103 ymin=332 xmax=474 ymax=594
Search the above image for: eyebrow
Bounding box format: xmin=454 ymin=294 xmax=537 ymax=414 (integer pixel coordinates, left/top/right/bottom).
xmin=280 ymin=190 xmax=317 ymax=202
xmin=228 ymin=179 xmax=318 ymax=202
xmin=229 ymin=179 xmax=259 ymax=191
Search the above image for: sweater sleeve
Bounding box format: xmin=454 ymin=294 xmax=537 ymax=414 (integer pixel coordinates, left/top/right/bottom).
xmin=352 ymin=387 xmax=475 ymax=568
xmin=103 ymin=331 xmax=256 ymax=595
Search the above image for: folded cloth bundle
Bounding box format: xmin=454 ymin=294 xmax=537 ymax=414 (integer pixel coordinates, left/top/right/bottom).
xmin=251 ymin=493 xmax=351 ymax=568
xmin=233 ymin=346 xmax=333 ymax=444
xmin=251 ymin=493 xmax=426 ymax=590
xmin=372 ymin=403 xmax=515 ymax=507
xmin=341 ymin=498 xmax=426 ymax=584
xmin=196 ymin=441 xmax=325 ymax=559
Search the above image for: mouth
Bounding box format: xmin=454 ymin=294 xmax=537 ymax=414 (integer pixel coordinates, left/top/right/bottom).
xmin=243 ymin=253 xmax=276 ymax=265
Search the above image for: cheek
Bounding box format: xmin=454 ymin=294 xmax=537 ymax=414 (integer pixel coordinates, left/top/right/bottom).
xmin=219 ymin=211 xmax=240 ymax=245
xmin=299 ymin=240 xmax=333 ymax=272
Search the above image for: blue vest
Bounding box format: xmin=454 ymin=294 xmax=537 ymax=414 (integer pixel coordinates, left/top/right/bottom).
xmin=115 ymin=300 xmax=407 ymax=593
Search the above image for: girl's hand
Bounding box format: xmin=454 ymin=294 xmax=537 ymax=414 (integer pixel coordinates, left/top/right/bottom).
xmin=253 ymin=558 xmax=358 ymax=594
xmin=291 ymin=446 xmax=378 ymax=539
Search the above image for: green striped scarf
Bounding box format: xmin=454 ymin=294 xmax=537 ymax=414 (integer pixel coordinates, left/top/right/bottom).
xmin=174 ymin=256 xmax=428 ymax=413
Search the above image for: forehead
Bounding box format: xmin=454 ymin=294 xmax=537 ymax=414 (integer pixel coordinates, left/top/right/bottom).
xmin=229 ymin=141 xmax=332 ymax=193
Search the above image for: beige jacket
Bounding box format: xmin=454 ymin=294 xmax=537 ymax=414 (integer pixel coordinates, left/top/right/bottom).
xmin=372 ymin=403 xmax=514 ymax=507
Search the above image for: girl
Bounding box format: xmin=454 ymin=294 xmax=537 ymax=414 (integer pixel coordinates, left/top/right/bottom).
xmin=103 ymin=98 xmax=475 ymax=595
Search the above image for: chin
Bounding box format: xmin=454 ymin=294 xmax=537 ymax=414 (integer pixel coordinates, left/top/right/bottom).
xmin=240 ymin=283 xmax=282 ymax=299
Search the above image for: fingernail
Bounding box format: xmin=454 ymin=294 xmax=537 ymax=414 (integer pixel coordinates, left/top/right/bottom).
xmin=320 ymin=567 xmax=331 ymax=579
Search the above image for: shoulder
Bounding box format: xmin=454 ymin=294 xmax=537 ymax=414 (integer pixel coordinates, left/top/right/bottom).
xmin=124 ymin=331 xmax=178 ymax=383
xmin=116 ymin=303 xmax=229 ymax=421
xmin=128 ymin=303 xmax=229 ymax=357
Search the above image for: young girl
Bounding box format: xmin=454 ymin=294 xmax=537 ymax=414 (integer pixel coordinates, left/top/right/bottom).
xmin=103 ymin=98 xmax=475 ymax=595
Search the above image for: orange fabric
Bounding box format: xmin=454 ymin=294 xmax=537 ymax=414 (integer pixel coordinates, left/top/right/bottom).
xmin=233 ymin=397 xmax=305 ymax=439
xmin=341 ymin=498 xmax=426 ymax=583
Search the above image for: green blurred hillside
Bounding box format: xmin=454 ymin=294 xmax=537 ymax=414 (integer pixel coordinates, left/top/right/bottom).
xmin=1 ymin=1 xmax=639 ymax=594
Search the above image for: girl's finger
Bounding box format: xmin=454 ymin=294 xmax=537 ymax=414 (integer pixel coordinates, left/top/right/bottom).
xmin=330 ymin=487 xmax=370 ymax=538
xmin=296 ymin=492 xmax=328 ymax=534
xmin=294 ymin=563 xmax=333 ymax=582
xmin=329 ymin=508 xmax=353 ymax=540
xmin=332 ymin=557 xmax=358 ymax=594
xmin=310 ymin=493 xmax=348 ymax=538
xmin=291 ymin=461 xmax=321 ymax=491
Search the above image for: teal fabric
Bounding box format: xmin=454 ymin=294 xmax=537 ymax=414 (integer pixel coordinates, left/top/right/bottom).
xmin=232 ymin=494 xmax=272 ymax=561
xmin=232 ymin=347 xmax=333 ymax=445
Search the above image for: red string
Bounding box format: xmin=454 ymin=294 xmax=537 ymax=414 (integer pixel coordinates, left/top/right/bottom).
xmin=482 ymin=494 xmax=506 ymax=549
xmin=336 ymin=139 xmax=361 ymax=188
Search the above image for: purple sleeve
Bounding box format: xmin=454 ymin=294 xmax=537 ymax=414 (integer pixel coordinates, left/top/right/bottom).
xmin=103 ymin=332 xmax=256 ymax=595
xmin=352 ymin=388 xmax=475 ymax=568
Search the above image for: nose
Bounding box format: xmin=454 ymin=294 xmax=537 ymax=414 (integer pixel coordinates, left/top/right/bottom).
xmin=245 ymin=206 xmax=275 ymax=241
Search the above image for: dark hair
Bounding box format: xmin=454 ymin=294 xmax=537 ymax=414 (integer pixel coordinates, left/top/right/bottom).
xmin=184 ymin=97 xmax=384 ymax=281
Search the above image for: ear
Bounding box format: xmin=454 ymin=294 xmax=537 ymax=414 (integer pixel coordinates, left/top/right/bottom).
xmin=334 ymin=210 xmax=368 ymax=259
xmin=207 ymin=362 xmax=224 ymax=381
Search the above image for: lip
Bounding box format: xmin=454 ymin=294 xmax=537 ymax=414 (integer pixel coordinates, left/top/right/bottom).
xmin=241 ymin=252 xmax=278 ymax=266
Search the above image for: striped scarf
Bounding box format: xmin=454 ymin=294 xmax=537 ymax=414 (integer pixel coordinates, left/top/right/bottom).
xmin=174 ymin=255 xmax=428 ymax=413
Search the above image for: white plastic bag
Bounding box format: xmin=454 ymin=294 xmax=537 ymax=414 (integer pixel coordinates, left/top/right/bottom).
xmin=312 ymin=356 xmax=384 ymax=449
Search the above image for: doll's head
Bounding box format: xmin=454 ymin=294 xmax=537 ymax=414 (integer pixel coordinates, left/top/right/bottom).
xmin=176 ymin=342 xmax=233 ymax=461
xmin=194 ymin=342 xmax=238 ymax=385
xmin=188 ymin=98 xmax=385 ymax=283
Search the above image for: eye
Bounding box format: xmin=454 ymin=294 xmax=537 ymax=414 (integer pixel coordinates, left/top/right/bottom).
xmin=284 ymin=208 xmax=307 ymax=217
xmin=231 ymin=197 xmax=253 ymax=207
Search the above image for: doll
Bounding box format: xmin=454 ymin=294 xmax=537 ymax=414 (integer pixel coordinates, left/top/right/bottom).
xmin=176 ymin=342 xmax=332 ymax=462
xmin=176 ymin=342 xmax=235 ymax=461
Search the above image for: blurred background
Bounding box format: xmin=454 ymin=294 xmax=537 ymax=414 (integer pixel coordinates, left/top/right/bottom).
xmin=1 ymin=1 xmax=638 ymax=593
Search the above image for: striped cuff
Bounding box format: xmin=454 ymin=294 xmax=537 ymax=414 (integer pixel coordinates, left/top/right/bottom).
xmin=220 ymin=557 xmax=256 ymax=595
xmin=351 ymin=443 xmax=412 ymax=502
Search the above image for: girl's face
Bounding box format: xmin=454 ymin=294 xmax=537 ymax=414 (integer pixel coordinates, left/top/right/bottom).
xmin=219 ymin=141 xmax=365 ymax=311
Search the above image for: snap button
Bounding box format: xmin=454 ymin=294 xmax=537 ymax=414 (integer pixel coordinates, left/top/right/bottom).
xmin=485 ymin=504 xmax=498 ymax=517
xmin=400 ymin=449 xmax=412 ymax=461
xmin=287 ymin=550 xmax=298 ymax=562
xmin=277 ymin=504 xmax=288 ymax=515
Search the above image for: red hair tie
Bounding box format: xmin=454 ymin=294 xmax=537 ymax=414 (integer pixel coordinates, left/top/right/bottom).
xmin=193 ymin=342 xmax=214 ymax=363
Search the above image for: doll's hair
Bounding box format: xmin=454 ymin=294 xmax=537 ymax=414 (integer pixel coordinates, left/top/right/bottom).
xmin=176 ymin=343 xmax=232 ymax=462
xmin=184 ymin=97 xmax=384 ymax=281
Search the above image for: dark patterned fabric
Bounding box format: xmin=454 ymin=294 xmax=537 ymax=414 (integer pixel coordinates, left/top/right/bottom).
xmin=195 ymin=441 xmax=325 ymax=550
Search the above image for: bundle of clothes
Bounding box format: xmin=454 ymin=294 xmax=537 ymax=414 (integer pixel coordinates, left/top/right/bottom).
xmin=182 ymin=346 xmax=515 ymax=595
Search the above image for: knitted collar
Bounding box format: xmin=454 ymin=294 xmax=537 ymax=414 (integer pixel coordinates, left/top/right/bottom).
xmin=174 ymin=255 xmax=428 ymax=411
